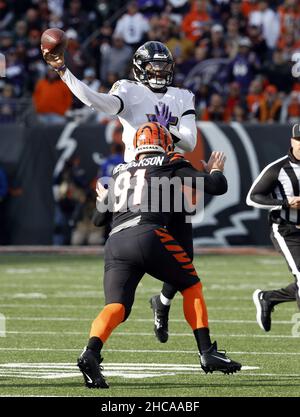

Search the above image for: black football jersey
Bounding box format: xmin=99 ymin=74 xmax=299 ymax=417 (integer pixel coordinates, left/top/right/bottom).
xmin=95 ymin=152 xmax=227 ymax=235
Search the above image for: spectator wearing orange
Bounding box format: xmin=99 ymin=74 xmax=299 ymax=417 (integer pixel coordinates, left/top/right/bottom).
xmin=225 ymin=82 xmax=242 ymax=119
xmin=278 ymin=0 xmax=300 ymax=36
xmin=281 ymin=91 xmax=300 ymax=123
xmin=246 ymin=78 xmax=264 ymax=118
xmin=292 ymin=83 xmax=300 ymax=93
xmin=181 ymin=0 xmax=211 ymax=43
xmin=255 ymin=85 xmax=282 ymax=123
xmin=161 ymin=23 xmax=194 ymax=62
xmin=33 ymin=68 xmax=72 ymax=124
xmin=201 ymin=94 xmax=229 ymax=122
xmin=241 ymin=0 xmax=258 ymax=18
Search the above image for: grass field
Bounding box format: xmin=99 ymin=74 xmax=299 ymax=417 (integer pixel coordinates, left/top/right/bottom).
xmin=0 ymin=253 xmax=300 ymax=397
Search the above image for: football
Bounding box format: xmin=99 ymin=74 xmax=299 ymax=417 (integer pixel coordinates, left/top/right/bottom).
xmin=41 ymin=28 xmax=68 ymax=54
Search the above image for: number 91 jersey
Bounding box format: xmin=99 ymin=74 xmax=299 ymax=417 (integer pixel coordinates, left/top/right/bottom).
xmin=107 ymin=152 xmax=192 ymax=235
xmin=109 ymin=80 xmax=196 ymax=163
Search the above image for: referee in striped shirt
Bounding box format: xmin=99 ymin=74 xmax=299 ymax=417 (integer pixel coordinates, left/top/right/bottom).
xmin=247 ymin=123 xmax=300 ymax=332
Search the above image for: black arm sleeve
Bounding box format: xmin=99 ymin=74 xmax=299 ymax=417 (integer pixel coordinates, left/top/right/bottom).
xmin=247 ymin=165 xmax=289 ymax=209
xmin=174 ymin=166 xmax=228 ymax=195
xmin=92 ymin=209 xmax=112 ymax=227
xmin=92 ymin=192 xmax=113 ymax=227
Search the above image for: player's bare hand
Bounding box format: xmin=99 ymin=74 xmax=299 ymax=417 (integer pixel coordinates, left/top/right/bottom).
xmin=202 ymin=151 xmax=226 ymax=173
xmin=288 ymin=196 xmax=300 ymax=208
xmin=41 ymin=46 xmax=65 ymax=70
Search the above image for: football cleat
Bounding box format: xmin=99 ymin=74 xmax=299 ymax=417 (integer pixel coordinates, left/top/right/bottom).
xmin=77 ymin=347 xmax=109 ymax=389
xmin=149 ymin=295 xmax=170 ymax=343
xmin=253 ymin=289 xmax=274 ymax=332
xmin=199 ymin=341 xmax=242 ymax=374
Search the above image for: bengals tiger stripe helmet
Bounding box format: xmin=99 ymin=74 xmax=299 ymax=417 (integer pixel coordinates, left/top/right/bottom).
xmin=133 ymin=122 xmax=174 ymax=159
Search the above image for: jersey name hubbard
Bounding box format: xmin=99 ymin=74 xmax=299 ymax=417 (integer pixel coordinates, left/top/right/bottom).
xmin=109 ymin=80 xmax=195 ymax=163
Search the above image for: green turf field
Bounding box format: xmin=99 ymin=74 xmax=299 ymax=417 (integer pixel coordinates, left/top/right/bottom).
xmin=0 ymin=253 xmax=299 ymax=397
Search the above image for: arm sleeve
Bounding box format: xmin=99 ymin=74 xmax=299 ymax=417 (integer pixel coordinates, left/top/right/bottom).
xmin=169 ymin=91 xmax=197 ymax=152
xmin=93 ymin=192 xmax=113 ymax=227
xmin=60 ymin=68 xmax=121 ymax=114
xmin=92 ymin=209 xmax=112 ymax=227
xmin=175 ymin=165 xmax=228 ymax=195
xmin=246 ymin=165 xmax=289 ymax=210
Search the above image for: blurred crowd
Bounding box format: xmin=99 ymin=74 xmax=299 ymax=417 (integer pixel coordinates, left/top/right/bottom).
xmin=0 ymin=0 xmax=300 ymax=125
xmin=52 ymin=143 xmax=124 ymax=246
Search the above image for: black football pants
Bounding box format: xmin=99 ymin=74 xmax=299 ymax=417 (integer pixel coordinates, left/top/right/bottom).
xmin=103 ymin=223 xmax=199 ymax=318
xmin=264 ymin=223 xmax=300 ymax=309
xmin=160 ymin=211 xmax=194 ymax=300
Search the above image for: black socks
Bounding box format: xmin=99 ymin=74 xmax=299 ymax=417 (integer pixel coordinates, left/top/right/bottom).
xmin=193 ymin=328 xmax=212 ymax=353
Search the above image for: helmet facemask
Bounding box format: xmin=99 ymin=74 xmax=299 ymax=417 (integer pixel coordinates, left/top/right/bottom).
xmin=145 ymin=61 xmax=173 ymax=89
xmin=133 ymin=59 xmax=174 ymax=90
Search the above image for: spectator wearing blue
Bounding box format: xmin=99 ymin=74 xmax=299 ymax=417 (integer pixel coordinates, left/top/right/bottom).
xmin=98 ymin=143 xmax=124 ymax=179
xmin=228 ymin=37 xmax=260 ymax=95
xmin=97 ymin=142 xmax=124 ymax=242
xmin=137 ymin=0 xmax=165 ymax=17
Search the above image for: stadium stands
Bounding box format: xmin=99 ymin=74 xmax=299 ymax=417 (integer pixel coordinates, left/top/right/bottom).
xmin=0 ymin=0 xmax=299 ymax=124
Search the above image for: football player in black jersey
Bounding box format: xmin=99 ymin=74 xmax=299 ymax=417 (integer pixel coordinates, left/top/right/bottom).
xmin=77 ymin=122 xmax=241 ymax=389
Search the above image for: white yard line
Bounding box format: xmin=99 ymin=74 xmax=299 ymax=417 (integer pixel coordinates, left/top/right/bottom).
xmin=0 ymin=295 xmax=257 ymax=301
xmin=1 ymin=336 xmax=299 ymax=355
xmin=1 ymin=304 xmax=294 ymax=312
xmin=1 ymin=362 xmax=300 ymax=381
xmin=1 ymin=349 xmax=297 ymax=356
xmin=2 ymin=316 xmax=294 ymax=324
xmin=1 ymin=331 xmax=298 ymax=338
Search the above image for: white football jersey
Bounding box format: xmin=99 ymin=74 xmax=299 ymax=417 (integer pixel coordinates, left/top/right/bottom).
xmin=61 ymin=70 xmax=197 ymax=163
xmin=109 ymin=80 xmax=196 ymax=162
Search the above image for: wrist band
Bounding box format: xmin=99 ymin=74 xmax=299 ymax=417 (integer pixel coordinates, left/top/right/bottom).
xmin=53 ymin=64 xmax=66 ymax=72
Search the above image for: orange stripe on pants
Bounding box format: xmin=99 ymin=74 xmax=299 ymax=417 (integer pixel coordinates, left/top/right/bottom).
xmin=173 ymin=252 xmax=191 ymax=264
xmin=90 ymin=303 xmax=125 ymax=343
xmin=165 ymin=245 xmax=183 ymax=252
xmin=154 ymin=229 xmax=174 ymax=243
xmin=181 ymin=282 xmax=208 ymax=330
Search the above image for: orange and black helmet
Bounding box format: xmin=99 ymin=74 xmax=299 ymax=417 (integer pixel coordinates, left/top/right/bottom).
xmin=133 ymin=122 xmax=174 ymax=159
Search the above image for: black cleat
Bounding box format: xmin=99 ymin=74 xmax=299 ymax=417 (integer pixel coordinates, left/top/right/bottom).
xmin=252 ymin=289 xmax=274 ymax=332
xmin=77 ymin=347 xmax=109 ymax=389
xmin=199 ymin=341 xmax=242 ymax=375
xmin=149 ymin=295 xmax=170 ymax=343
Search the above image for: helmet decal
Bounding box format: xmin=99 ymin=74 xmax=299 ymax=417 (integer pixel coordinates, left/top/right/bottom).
xmin=133 ymin=122 xmax=174 ymax=159
xmin=133 ymin=41 xmax=174 ymax=90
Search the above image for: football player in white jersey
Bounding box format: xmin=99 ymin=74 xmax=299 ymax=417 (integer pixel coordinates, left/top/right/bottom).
xmin=42 ymin=40 xmax=198 ymax=343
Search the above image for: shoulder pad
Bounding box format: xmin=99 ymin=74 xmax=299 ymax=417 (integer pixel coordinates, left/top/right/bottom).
xmin=109 ymin=79 xmax=133 ymax=95
xmin=166 ymin=152 xmax=190 ymax=164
